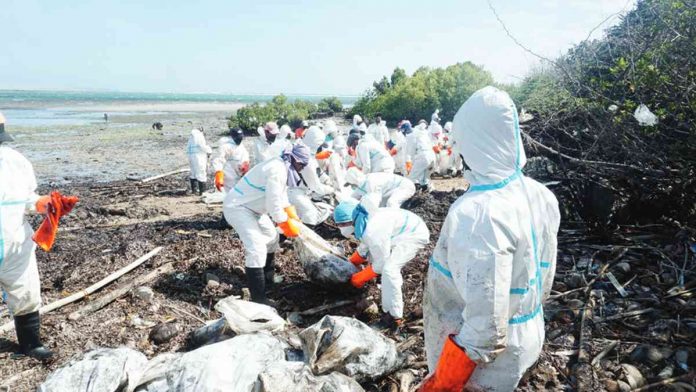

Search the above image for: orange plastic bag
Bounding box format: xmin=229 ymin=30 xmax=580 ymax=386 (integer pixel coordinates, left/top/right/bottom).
xmin=33 ymin=191 xmax=79 ymax=251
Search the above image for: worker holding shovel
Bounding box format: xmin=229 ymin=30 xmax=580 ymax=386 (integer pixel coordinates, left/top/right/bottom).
xmin=0 ymin=112 xmax=78 ymax=360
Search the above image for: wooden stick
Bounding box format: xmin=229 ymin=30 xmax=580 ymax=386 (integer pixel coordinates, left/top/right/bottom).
xmin=594 ymin=308 xmax=654 ymax=323
xmin=140 ymin=168 xmax=189 ymax=183
xmin=298 ymin=299 xmax=355 ymax=316
xmin=68 ymin=261 xmax=175 ymax=321
xmin=591 ymin=340 xmax=618 ymax=368
xmin=0 ymin=247 xmax=163 ymax=333
xmin=576 ymin=295 xmax=595 ymax=392
xmin=631 ymin=372 xmax=694 ymax=392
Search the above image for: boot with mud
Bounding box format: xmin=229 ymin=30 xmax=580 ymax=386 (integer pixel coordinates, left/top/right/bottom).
xmin=245 ymin=267 xmax=270 ymax=306
xmin=13 ymin=311 xmax=54 ymax=361
xmin=263 ymin=252 xmax=276 ymax=289
xmin=190 ymin=178 xmax=198 ymax=194
xmin=371 ymin=312 xmax=403 ymax=333
xmin=197 ymin=180 xmax=206 ymax=196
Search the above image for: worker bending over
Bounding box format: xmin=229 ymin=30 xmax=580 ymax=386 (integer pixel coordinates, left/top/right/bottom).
xmin=334 ymin=201 xmax=429 ymax=330
xmin=419 ymin=87 xmax=560 ymax=391
xmin=345 ymin=168 xmax=415 ymax=210
xmin=223 ymin=143 xmax=309 ymax=305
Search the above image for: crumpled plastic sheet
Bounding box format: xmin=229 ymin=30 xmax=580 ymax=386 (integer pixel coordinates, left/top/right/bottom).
xmin=300 ymin=315 xmax=404 ymax=382
xmin=38 ymin=347 xmax=147 ymax=392
xmin=214 ymin=296 xmax=286 ymax=334
xmin=294 ymin=225 xmax=357 ymax=288
xmin=134 ymin=333 xmax=287 ymax=392
xmin=634 ymin=104 xmax=659 ymax=126
xmin=254 ymin=361 xmax=365 ymax=392
xmin=188 ymin=317 xmax=236 ymax=349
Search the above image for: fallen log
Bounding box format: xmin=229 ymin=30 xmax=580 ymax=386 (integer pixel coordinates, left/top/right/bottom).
xmin=68 ymin=260 xmax=175 ymax=321
xmin=0 ymin=247 xmax=163 ymax=333
xmin=139 ymin=168 xmax=190 ymax=183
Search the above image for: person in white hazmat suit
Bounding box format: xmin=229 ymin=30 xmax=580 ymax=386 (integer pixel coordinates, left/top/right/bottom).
xmin=287 ymin=126 xmax=334 ymax=225
xmin=0 ymin=113 xmax=79 ymax=360
xmin=213 ymin=128 xmax=250 ymax=193
xmin=223 ymin=143 xmax=310 ymax=305
xmin=187 ymin=128 xmax=213 ymax=195
xmin=389 ymin=124 xmax=408 ymax=175
xmin=316 ymin=121 xmax=348 ymax=193
xmin=403 ymin=121 xmax=435 ymax=191
xmin=333 ymin=200 xmax=429 ymax=330
xmin=253 ymin=122 xmax=291 ymax=166
xmin=350 ymin=133 xmax=395 ymax=174
xmin=345 ymin=167 xmax=415 ymax=209
xmin=427 ymin=120 xmax=445 ymax=176
xmin=418 ymin=87 xmax=560 ymax=391
xmin=366 ymin=113 xmax=389 ymax=145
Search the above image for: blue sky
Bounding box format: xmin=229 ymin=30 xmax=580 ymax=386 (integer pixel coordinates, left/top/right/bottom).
xmin=1 ymin=0 xmax=633 ymax=95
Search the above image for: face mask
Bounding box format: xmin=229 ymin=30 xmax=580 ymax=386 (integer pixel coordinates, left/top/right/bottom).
xmin=266 ymin=133 xmax=277 ymax=143
xmin=339 ymin=226 xmax=354 ymax=239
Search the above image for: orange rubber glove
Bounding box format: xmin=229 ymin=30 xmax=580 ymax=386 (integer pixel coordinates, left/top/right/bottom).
xmin=214 ymin=171 xmax=225 ymax=191
xmin=278 ymin=219 xmax=301 ymax=238
xmin=417 ymin=335 xmax=477 ymax=392
xmin=405 ymin=161 xmax=413 ymax=174
xmin=315 ymin=150 xmax=332 ymax=160
xmin=33 ymin=191 xmax=79 ymax=252
xmin=35 ymin=196 xmax=51 ymax=214
xmin=350 ymin=265 xmax=378 ymax=288
xmin=349 ymin=251 xmax=367 ymax=266
xmin=447 ymin=147 xmax=453 ymax=156
xmin=390 ymin=147 xmax=398 ymax=156
xmin=284 ymin=205 xmax=299 ymax=220
xmin=239 ymin=161 xmax=250 ymax=175
xmin=433 ymin=145 xmax=442 ymax=154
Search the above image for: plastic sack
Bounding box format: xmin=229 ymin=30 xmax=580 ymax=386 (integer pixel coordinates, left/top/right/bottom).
xmin=299 ymin=316 xmax=404 ymax=382
xmin=135 ymin=333 xmax=287 ymax=392
xmin=214 ymin=296 xmax=286 ymax=334
xmin=39 ymin=347 xmax=147 ymax=392
xmin=202 ymin=190 xmax=225 ymax=205
xmin=254 ymin=361 xmax=365 ymax=392
xmin=188 ymin=317 xmax=236 ymax=349
xmin=634 ymin=104 xmax=658 ymax=126
xmin=294 ymin=225 xmax=358 ymax=288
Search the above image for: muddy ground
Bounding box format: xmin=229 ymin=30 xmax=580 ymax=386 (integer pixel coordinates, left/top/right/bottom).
xmin=0 ymin=171 xmax=694 ymax=391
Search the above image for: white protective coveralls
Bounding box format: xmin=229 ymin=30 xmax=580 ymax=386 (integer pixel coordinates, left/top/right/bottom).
xmin=212 ymin=137 xmax=250 ymax=192
xmin=405 ymin=126 xmax=435 ymax=186
xmin=187 ymin=129 xmax=213 ymax=182
xmin=389 ymin=128 xmax=407 ymax=175
xmin=223 ymin=158 xmax=291 ymax=268
xmin=366 ymin=121 xmax=389 ymax=145
xmin=423 ymin=86 xmax=560 ymax=390
xmin=355 ymin=135 xmax=395 ymax=174
xmin=288 ymin=126 xmax=334 ymax=225
xmin=357 ymin=208 xmax=429 ymax=318
xmin=0 ymin=146 xmax=42 ymax=316
xmin=253 ymin=128 xmax=291 ymax=166
xmin=346 ymin=169 xmax=415 ymax=210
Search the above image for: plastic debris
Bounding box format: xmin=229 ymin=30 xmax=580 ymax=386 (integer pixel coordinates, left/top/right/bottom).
xmin=294 ymin=225 xmax=357 ymax=288
xmin=633 ymin=104 xmax=658 ymax=126
xmin=214 ymin=296 xmax=286 ymax=334
xmin=255 ymin=361 xmax=365 ymax=392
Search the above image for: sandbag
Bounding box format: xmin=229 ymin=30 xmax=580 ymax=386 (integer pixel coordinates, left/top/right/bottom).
xmin=135 ymin=333 xmax=287 ymax=392
xmin=254 ymin=362 xmax=365 ymax=392
xmin=300 ymin=316 xmax=404 ymax=382
xmin=294 ymin=224 xmax=357 ymax=288
xmin=39 ymin=347 xmax=147 ymax=392
xmin=214 ymin=296 xmax=286 ymax=334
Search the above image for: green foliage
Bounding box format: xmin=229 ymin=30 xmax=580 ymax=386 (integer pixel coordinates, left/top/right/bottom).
xmin=348 ymin=62 xmax=494 ymax=125
xmin=228 ymin=94 xmax=318 ymax=132
xmin=317 ymin=96 xmax=343 ymax=113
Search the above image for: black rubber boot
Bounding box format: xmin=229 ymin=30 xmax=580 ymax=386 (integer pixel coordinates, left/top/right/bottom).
xmin=245 ymin=267 xmax=268 ymax=305
xmin=264 ymin=253 xmax=276 ymax=289
xmin=190 ymin=178 xmax=198 ymax=194
xmin=14 ymin=311 xmax=53 ymax=361
xmin=197 ymin=181 xmax=206 ymax=196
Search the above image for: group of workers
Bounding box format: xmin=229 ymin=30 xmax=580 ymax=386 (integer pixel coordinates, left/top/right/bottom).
xmin=0 ymin=85 xmax=560 ymax=391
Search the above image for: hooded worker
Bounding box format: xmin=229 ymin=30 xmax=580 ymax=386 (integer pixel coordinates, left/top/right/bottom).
xmin=366 ymin=113 xmax=389 ymax=145
xmin=345 ymin=167 xmax=415 ymax=210
xmin=223 ymin=143 xmax=310 ymax=305
xmin=253 ymin=122 xmax=291 ymax=166
xmin=213 ymin=128 xmax=250 ymax=193
xmin=404 ymin=121 xmax=436 ymax=191
xmin=0 ymin=113 xmax=78 ymax=360
xmin=334 ymin=201 xmax=429 ymax=330
xmin=187 ymin=128 xmax=213 ymax=195
xmin=287 ymin=126 xmax=334 ymax=225
xmin=419 ymin=87 xmax=560 ymax=391
xmin=351 ymin=133 xmax=395 ymax=174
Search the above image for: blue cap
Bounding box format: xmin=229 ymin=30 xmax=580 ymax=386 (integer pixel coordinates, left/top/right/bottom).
xmin=333 ymin=200 xmax=358 ymax=224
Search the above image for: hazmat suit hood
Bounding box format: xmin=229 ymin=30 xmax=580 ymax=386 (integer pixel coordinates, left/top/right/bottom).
xmin=452 ymin=86 xmax=526 ymax=185
xmin=302 ymin=126 xmax=326 ymax=153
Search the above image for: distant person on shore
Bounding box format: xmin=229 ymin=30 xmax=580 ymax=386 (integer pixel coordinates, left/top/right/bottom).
xmin=103 ymin=113 xmax=108 ymax=122
xmin=213 ymin=128 xmax=250 ymax=193
xmin=367 ymin=113 xmax=389 ymax=145
xmin=295 ymin=120 xmax=309 ymax=139
xmin=352 ymin=115 xmax=367 ymax=135
xmin=0 ymin=112 xmax=79 ymax=360
xmin=187 ymin=127 xmax=213 ymax=195
xmin=404 ymin=120 xmax=436 ymax=192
